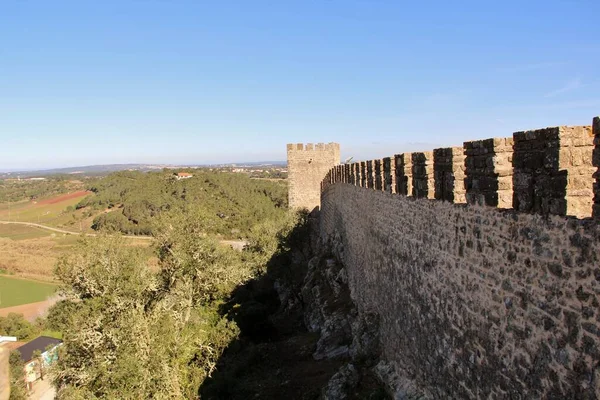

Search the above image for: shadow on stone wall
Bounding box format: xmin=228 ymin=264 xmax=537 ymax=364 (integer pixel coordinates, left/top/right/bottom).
xmin=199 ymin=209 xmax=388 ymax=399
xmin=367 ymin=161 xmax=374 ymax=189
xmin=465 ymin=139 xmax=500 ymax=207
xmin=394 ymin=154 xmax=411 ymax=196
xmin=360 ymin=162 xmax=367 ymax=188
xmin=383 ymin=157 xmax=393 ymax=194
xmin=433 ymin=148 xmax=455 ymax=203
xmin=512 ymin=129 xmax=567 ymax=216
xmin=411 ymin=152 xmax=430 ymax=198
xmin=200 ymin=209 xmax=319 ymax=399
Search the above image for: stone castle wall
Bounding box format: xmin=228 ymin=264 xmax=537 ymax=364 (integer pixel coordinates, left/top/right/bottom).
xmin=322 ymin=123 xmax=595 ymax=219
xmin=320 ymin=184 xmax=600 ymax=398
xmin=287 ymin=143 xmax=339 ymax=210
xmin=310 ymin=117 xmax=600 ymax=398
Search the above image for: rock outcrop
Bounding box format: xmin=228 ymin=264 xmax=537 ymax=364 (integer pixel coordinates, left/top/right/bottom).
xmin=300 ymin=234 xmax=428 ymax=400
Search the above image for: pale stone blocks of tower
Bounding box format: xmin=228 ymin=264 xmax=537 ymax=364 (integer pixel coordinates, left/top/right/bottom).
xmin=287 ymin=142 xmax=340 ymax=210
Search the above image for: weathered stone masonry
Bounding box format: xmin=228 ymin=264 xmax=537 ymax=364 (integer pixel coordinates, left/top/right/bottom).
xmin=434 ymin=147 xmax=466 ymax=203
xmin=412 ymin=151 xmax=435 ymax=199
xmin=464 ymin=138 xmax=513 ymax=208
xmin=287 ymin=142 xmax=340 ymax=210
xmin=394 ymin=153 xmax=412 ymax=196
xmin=320 ymin=185 xmax=600 ymax=398
xmin=321 ymin=123 xmax=596 ymax=218
xmin=303 ymin=117 xmax=600 ymax=398
xmin=512 ymin=126 xmax=594 ymax=219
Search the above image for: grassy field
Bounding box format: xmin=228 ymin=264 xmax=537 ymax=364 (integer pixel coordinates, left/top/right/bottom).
xmin=0 ymin=224 xmax=50 ymax=240
xmin=0 ymin=228 xmax=153 ymax=281
xmin=0 ymin=192 xmax=157 ymax=283
xmin=0 ymin=191 xmax=94 ymax=231
xmin=0 ymin=275 xmax=58 ymax=308
xmin=0 ymin=236 xmax=67 ymax=281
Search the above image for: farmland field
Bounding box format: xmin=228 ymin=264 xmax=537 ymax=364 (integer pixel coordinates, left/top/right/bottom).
xmin=0 ymin=190 xmax=93 ymax=231
xmin=0 ymin=224 xmax=49 ymax=240
xmin=0 ymin=190 xmax=154 ymax=281
xmin=0 ymin=226 xmax=154 ymax=281
xmin=0 ymin=275 xmax=57 ymax=308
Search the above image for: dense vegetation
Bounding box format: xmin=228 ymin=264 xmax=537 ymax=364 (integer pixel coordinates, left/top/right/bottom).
xmin=47 ymin=206 xmax=299 ymax=399
xmin=0 ymin=177 xmax=82 ymax=203
xmin=3 ymin=169 xmax=294 ymax=398
xmin=77 ymin=170 xmax=287 ymax=237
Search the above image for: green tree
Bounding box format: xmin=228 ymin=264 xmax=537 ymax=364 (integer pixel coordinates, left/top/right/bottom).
xmin=52 ymin=232 xmax=239 ymax=399
xmin=8 ymin=351 xmax=26 ymax=400
xmin=0 ymin=314 xmax=35 ymax=340
xmin=79 ymin=169 xmax=288 ymax=237
xmin=45 ymin=300 xmax=80 ymax=333
xmin=153 ymin=207 xmax=250 ymax=308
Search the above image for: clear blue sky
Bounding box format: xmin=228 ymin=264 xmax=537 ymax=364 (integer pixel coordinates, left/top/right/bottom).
xmin=1 ymin=0 xmax=599 ymax=170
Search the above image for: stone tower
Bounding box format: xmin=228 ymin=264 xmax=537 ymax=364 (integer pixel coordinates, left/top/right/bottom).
xmin=287 ymin=143 xmax=340 ymax=210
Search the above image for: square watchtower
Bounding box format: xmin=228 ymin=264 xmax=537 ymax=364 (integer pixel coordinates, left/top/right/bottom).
xmin=287 ymin=143 xmax=340 ymax=210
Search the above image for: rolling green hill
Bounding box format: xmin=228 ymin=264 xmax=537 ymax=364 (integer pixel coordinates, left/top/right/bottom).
xmin=77 ymin=170 xmax=288 ymax=237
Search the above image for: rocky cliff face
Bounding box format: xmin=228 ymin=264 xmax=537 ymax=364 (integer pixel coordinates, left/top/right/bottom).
xmin=203 ymin=213 xmax=426 ymax=399
xmin=298 ymin=233 xmax=428 ymax=400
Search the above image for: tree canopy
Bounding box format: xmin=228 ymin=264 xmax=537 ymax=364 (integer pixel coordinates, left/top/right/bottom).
xmin=50 ymin=204 xmax=299 ymax=399
xmin=78 ymin=170 xmax=288 ymax=237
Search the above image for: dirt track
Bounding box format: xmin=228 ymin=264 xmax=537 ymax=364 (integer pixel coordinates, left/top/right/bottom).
xmin=0 ymin=220 xmax=152 ymax=240
xmin=0 ymin=296 xmax=59 ymax=321
xmin=0 ymin=221 xmax=249 ymax=250
xmin=37 ymin=191 xmax=90 ymax=205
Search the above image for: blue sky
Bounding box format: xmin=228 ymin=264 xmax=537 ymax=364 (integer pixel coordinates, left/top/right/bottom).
xmin=1 ymin=0 xmax=599 ymax=170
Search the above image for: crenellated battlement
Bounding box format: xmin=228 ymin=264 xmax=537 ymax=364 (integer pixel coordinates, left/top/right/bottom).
xmin=312 ymin=115 xmax=600 ymax=398
xmin=286 ymin=142 xmax=340 ymax=152
xmin=320 ymin=118 xmax=598 ymax=219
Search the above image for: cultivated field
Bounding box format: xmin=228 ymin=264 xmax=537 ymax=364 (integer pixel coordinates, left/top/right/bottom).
xmin=0 ymin=190 xmax=93 ymax=231
xmin=0 ymin=191 xmax=152 ymax=280
xmin=0 ymin=224 xmax=49 ymax=240
xmin=0 ymin=234 xmax=78 ymax=281
xmin=0 ymin=275 xmax=57 ymax=308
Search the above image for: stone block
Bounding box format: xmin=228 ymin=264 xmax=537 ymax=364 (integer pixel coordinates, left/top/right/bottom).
xmin=287 ymin=142 xmax=340 ymax=209
xmin=434 ymin=147 xmax=466 ymax=203
xmin=464 ymin=137 xmax=513 ymax=208
xmin=513 ymin=126 xmax=593 ymax=218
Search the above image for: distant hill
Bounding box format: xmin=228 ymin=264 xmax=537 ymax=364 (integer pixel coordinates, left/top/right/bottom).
xmin=78 ymin=169 xmax=288 ymax=237
xmin=0 ymin=161 xmax=286 ymax=178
